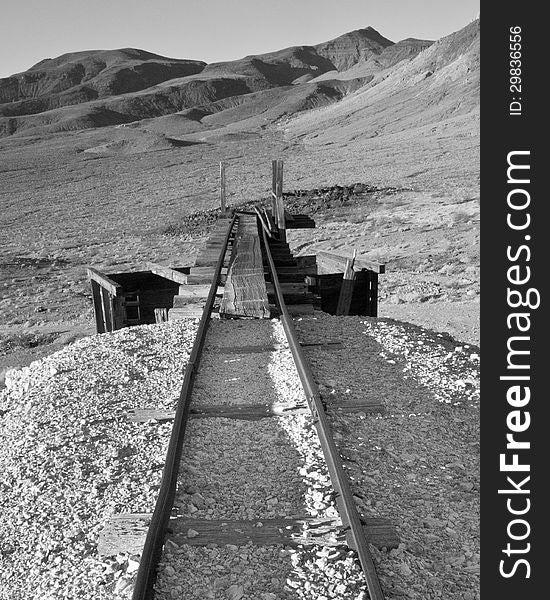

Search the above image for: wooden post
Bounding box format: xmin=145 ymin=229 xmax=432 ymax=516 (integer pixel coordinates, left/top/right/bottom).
xmin=90 ymin=280 xmax=106 ymax=333
xmin=271 ymin=160 xmax=278 ymax=226
xmin=112 ymin=296 xmax=125 ymax=330
xmin=220 ymin=161 xmax=227 ymax=216
xmin=336 ymin=250 xmax=356 ymax=316
xmin=99 ymin=286 xmax=111 ymax=332
xmin=276 ymin=159 xmax=286 ymax=242
xmin=154 ymin=308 xmax=169 ymax=323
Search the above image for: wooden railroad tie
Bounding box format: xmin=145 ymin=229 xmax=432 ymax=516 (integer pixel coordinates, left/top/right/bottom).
xmin=126 ymin=404 xmax=310 ymax=422
xmin=97 ymin=514 xmax=399 ymax=557
xmin=126 ymin=394 xmax=383 ymax=423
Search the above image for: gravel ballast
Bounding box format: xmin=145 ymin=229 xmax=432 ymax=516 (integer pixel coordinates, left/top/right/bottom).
xmin=0 ymin=321 xmax=198 ymax=600
xmin=295 ymin=314 xmax=480 ymax=600
xmin=156 ymin=319 xmax=368 ymax=600
xmin=1 ymin=312 xmax=480 ymax=600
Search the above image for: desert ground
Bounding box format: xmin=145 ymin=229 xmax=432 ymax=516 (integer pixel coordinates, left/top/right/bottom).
xmin=0 ymin=23 xmax=479 ymax=377
xmin=0 ymin=22 xmax=479 ymax=379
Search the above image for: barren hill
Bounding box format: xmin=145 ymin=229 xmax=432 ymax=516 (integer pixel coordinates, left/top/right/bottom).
xmin=0 ymin=27 xmax=415 ymax=138
xmin=284 ymin=20 xmax=479 ymax=142
xmin=0 ymin=49 xmax=206 ymax=118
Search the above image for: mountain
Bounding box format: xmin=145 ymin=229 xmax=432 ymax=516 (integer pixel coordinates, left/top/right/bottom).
xmin=284 ymin=19 xmax=479 ymax=143
xmin=0 ymin=49 xmax=206 ymax=118
xmin=0 ymin=27 xmax=399 ymax=137
xmin=0 ymin=22 xmax=479 ymax=141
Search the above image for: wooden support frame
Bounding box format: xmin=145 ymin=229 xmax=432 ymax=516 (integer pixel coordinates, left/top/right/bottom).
xmin=88 ymin=268 xmax=125 ymax=333
xmin=87 ymin=267 xmax=123 ymax=296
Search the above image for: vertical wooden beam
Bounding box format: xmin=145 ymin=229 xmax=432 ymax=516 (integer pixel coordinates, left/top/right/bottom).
xmin=155 ymin=308 xmax=169 ymax=323
xmin=276 ymin=159 xmax=286 ymax=242
xmin=110 ymin=296 xmax=125 ymax=330
xmin=91 ymin=280 xmax=105 ymax=334
xmin=100 ymin=286 xmax=113 ymax=332
xmin=336 ymin=250 xmax=356 ymax=316
xmin=220 ymin=161 xmax=227 ymax=216
xmin=271 ymin=160 xmax=278 ymax=227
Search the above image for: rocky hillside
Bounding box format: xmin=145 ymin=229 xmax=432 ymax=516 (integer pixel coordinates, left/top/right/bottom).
xmin=0 ymin=49 xmax=206 ymax=117
xmin=0 ymin=27 xmax=429 ymax=138
xmin=284 ymin=20 xmax=479 ymax=142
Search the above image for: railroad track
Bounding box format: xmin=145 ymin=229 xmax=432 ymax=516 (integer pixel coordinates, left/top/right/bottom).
xmin=128 ymin=212 xmax=389 ymax=600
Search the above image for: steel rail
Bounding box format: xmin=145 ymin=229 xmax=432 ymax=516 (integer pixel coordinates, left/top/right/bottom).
xmin=260 ymin=223 xmax=386 ymax=600
xmin=132 ymin=214 xmax=238 ymax=600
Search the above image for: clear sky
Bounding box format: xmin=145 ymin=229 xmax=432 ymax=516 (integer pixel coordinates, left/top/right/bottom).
xmin=0 ymin=0 xmax=479 ymax=78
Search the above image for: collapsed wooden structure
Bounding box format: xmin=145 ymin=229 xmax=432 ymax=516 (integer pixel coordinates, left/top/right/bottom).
xmin=88 ymin=161 xmax=385 ymax=333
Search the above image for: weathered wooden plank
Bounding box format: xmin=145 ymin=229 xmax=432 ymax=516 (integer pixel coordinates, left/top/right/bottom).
xmin=336 ymin=253 xmax=356 ymax=316
xmin=168 ymin=517 xmax=398 ymax=549
xmin=206 ymin=344 xmax=278 ymax=353
xmin=154 ymin=308 xmax=169 ymax=323
xmin=317 ymin=250 xmax=385 ymax=275
xmin=90 ymin=280 xmax=106 ymax=333
xmin=191 ymin=404 xmax=308 ymax=420
xmin=271 ymin=160 xmax=278 ymax=226
xmin=205 ymin=342 xmax=343 ymax=353
xmin=104 ymin=509 xmax=360 ymax=559
xmin=98 ymin=513 xmax=398 ymax=556
xmin=126 ymin=408 xmax=176 ymax=422
xmin=97 ymin=513 xmax=151 ymax=556
xmin=100 ymin=286 xmax=114 ymax=332
xmin=186 ymin=267 xmax=218 ymax=284
xmin=275 ymin=160 xmax=285 ymax=241
xmin=126 ymin=404 xmax=308 ymax=423
xmin=254 ymin=206 xmax=274 ymax=238
xmin=147 ymin=263 xmax=189 ymax=285
xmin=87 ymin=267 xmax=123 ymax=297
xmin=168 ymin=305 xmax=205 ymax=319
xmin=172 ymin=285 xmax=212 ymax=306
xmin=220 ymin=215 xmax=269 ymax=318
xmin=300 ymin=341 xmax=344 ymax=350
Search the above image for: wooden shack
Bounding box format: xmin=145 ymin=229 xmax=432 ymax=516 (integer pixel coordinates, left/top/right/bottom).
xmin=306 ymin=251 xmax=384 ymax=317
xmin=87 ymin=265 xmax=190 ymax=333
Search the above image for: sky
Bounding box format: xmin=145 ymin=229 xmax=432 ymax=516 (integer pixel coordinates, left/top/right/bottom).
xmin=0 ymin=0 xmax=480 ymax=78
